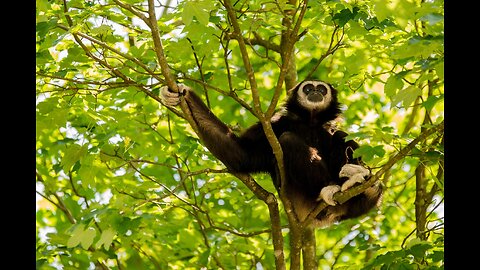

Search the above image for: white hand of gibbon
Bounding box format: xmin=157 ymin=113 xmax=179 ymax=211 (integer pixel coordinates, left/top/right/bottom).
xmin=160 ymin=84 xmax=190 ymax=106
xmin=318 ymin=164 xmax=370 ymax=206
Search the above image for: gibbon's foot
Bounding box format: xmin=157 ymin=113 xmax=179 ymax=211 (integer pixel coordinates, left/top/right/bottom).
xmin=339 ymin=164 xmax=370 ymax=192
xmin=318 ymin=185 xmax=341 ymax=206
xmin=160 ymin=84 xmax=189 ymax=106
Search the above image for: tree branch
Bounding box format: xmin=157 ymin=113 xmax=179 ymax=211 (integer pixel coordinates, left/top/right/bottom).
xmin=56 ymin=9 xmax=177 ymax=118
xmin=146 ymin=0 xmax=203 ymax=139
xmin=305 ymin=24 xmax=345 ymax=80
xmin=36 ymin=171 xmax=77 ymax=224
xmin=232 ymin=173 xmax=286 ymax=270
xmin=223 ymin=31 xmax=282 ymax=53
xmin=111 ymin=0 xmax=151 ymax=28
xmin=187 ymin=38 xmax=211 ymax=108
xmin=55 ymin=24 xmax=163 ymax=82
xmin=266 ymin=0 xmax=310 ymax=118
xmin=222 ymin=2 xmax=288 ymax=268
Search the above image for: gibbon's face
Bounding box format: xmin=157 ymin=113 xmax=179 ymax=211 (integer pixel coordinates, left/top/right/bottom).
xmin=296 ymin=80 xmax=333 ymax=111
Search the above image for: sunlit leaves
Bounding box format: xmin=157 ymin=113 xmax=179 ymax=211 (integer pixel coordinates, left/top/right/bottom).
xmin=362 ymin=238 xmax=443 ymax=270
xmin=95 ymin=228 xmax=116 ymax=250
xmin=393 ymin=36 xmax=443 ymax=60
xmin=182 ymin=0 xmax=215 ymax=26
xmin=423 ymin=95 xmax=443 ymax=111
xmin=384 ymin=75 xmax=404 ymax=98
xmin=391 ymin=85 xmax=422 ymax=108
xmin=90 ymin=25 xmax=113 ymax=36
xmin=333 ymin=7 xmax=360 ymax=27
xmin=354 ymin=145 xmax=385 ymax=162
xmin=61 ymin=144 xmax=88 ymax=171
xmin=67 ymin=224 xmax=97 ymax=249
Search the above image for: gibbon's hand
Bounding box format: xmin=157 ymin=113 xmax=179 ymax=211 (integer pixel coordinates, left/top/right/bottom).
xmin=160 ymin=84 xmax=190 ymax=106
xmin=318 ymin=185 xmax=341 ymax=206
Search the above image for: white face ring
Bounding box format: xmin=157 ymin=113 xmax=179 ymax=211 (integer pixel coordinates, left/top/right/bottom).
xmin=296 ymin=81 xmax=332 ymax=111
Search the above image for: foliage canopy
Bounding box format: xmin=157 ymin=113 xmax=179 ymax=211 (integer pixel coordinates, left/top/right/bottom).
xmin=36 ymin=0 xmax=444 ymax=269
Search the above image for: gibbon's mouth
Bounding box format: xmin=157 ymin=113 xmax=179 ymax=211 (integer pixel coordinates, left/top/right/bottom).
xmin=307 ymin=92 xmax=324 ymax=103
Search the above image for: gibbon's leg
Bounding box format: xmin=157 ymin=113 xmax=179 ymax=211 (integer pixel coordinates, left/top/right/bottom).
xmin=278 ymin=132 xmax=349 ymax=222
xmin=278 ymin=131 xmax=353 ymax=206
xmin=314 ymin=166 xmax=382 ymax=225
xmin=332 ymin=164 xmax=383 ymax=221
xmin=317 ymin=130 xmax=370 ymax=205
xmin=338 ymin=182 xmax=383 ymax=220
xmin=278 ymin=132 xmax=331 ymax=222
xmin=278 ymin=132 xmax=331 ymax=197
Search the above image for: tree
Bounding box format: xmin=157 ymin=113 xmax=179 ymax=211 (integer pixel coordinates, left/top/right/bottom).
xmin=36 ymin=0 xmax=444 ymax=269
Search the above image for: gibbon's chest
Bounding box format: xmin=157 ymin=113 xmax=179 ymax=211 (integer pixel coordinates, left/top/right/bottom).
xmin=287 ymin=122 xmax=333 ymax=152
xmin=273 ymin=114 xmax=334 ymax=154
xmin=307 ymin=127 xmax=332 ymax=152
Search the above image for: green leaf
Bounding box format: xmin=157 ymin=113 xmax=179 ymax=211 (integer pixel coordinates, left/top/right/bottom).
xmin=61 ymin=144 xmax=88 ymax=171
xmin=435 ymin=61 xmax=444 ymax=80
xmin=374 ymin=129 xmax=393 ymax=144
xmin=182 ymin=1 xmax=211 ymax=26
xmin=333 ymin=7 xmax=359 ymax=27
xmin=428 ymin=250 xmax=444 ymax=263
xmin=36 ymin=20 xmax=57 ymax=37
xmin=80 ymin=227 xmax=97 ymax=249
xmin=209 ymin=15 xmax=221 ymax=24
xmin=353 ymin=146 xmax=371 ymax=160
xmin=36 ymin=0 xmax=50 ymax=12
xmin=36 ymin=99 xmax=57 ymax=114
xmin=47 ymin=232 xmax=70 ymax=246
xmin=36 ymin=50 xmax=54 ymax=64
xmin=67 ymin=225 xmax=97 ymax=249
xmin=91 ymin=25 xmax=113 ymax=36
xmin=372 ymin=145 xmax=386 ymax=157
xmin=406 ymin=240 xmax=433 ymax=259
xmin=95 ymin=228 xmax=116 ymax=250
xmin=77 ymin=154 xmax=98 ymax=188
xmin=384 ymin=75 xmax=404 ymax=98
xmin=391 ymin=86 xmax=422 ymax=107
xmin=198 ymin=249 xmax=211 ymax=265
xmin=420 ymin=13 xmax=443 ymax=25
xmin=365 ymin=250 xmax=406 ymax=267
xmin=67 ymin=224 xmax=87 ymax=248
xmin=78 ymin=164 xmax=97 ymax=188
xmin=422 ymin=94 xmax=443 ymax=111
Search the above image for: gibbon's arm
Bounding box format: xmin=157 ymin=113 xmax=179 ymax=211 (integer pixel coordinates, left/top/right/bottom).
xmin=160 ymin=85 xmax=273 ymax=173
xmin=331 ymin=130 xmax=362 ymax=166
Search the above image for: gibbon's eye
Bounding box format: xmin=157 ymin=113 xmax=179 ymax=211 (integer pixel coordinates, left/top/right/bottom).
xmin=316 ymin=84 xmax=328 ymax=95
xmin=303 ymin=84 xmax=315 ymax=94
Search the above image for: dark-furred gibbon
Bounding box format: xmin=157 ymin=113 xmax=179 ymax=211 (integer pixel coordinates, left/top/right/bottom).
xmin=161 ymin=80 xmax=382 ymax=227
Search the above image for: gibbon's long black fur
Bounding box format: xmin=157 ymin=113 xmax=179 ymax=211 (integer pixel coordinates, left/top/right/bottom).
xmin=161 ymin=80 xmax=382 ymax=227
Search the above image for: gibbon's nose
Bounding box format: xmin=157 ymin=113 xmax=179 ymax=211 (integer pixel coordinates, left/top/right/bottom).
xmin=307 ymin=92 xmax=324 ymax=102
